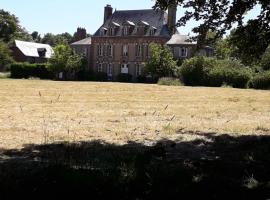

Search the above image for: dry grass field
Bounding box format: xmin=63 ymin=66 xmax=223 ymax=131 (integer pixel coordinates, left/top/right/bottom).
xmin=0 ymin=79 xmax=270 ymax=149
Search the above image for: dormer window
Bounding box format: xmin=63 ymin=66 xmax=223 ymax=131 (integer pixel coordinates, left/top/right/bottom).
xmin=101 ymin=27 xmax=108 ymax=36
xmin=123 ymin=27 xmax=129 ymax=36
xmin=150 ymin=27 xmax=157 ymax=36
xmin=109 ymin=27 xmax=114 ymax=36
xmin=136 ymin=21 xmax=149 ymax=35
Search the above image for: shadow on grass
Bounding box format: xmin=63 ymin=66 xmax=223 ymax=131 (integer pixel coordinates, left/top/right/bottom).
xmin=0 ymin=132 xmax=270 ymax=199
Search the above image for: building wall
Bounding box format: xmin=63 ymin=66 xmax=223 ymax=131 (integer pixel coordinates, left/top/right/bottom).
xmin=11 ymin=47 xmax=48 ymax=64
xmin=91 ymin=36 xmax=168 ymax=81
xmin=71 ymin=44 xmax=92 ymax=70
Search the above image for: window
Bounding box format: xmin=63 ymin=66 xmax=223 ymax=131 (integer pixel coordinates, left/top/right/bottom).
xmin=121 ymin=64 xmax=129 ymax=74
xmin=108 ymin=45 xmax=113 ymax=56
xmin=98 ymin=45 xmax=103 ymax=56
xmin=179 ymin=47 xmax=188 ymax=57
xmin=150 ymin=28 xmax=156 ymax=36
xmin=136 ymin=44 xmax=142 ymax=57
xmin=107 ymin=63 xmax=113 ymax=76
xmin=109 ymin=27 xmax=114 ymax=36
xmin=136 ymin=63 xmax=142 ymax=76
xmin=123 ymin=27 xmax=129 ymax=36
xmin=123 ymin=45 xmax=128 ymax=56
xmin=98 ymin=63 xmax=103 ymax=72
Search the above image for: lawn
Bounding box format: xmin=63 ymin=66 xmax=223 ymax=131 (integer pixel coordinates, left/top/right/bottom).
xmin=0 ymin=79 xmax=270 ymax=149
xmin=1 ymin=79 xmax=270 ymax=199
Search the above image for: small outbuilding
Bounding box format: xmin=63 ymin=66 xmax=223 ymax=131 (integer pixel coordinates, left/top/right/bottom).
xmin=11 ymin=40 xmax=54 ymax=63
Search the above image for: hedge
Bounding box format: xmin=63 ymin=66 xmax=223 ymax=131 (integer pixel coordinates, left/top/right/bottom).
xmin=179 ymin=57 xmax=252 ymax=88
xmin=10 ymin=63 xmax=53 ymax=79
xmin=116 ymin=73 xmax=133 ymax=82
xmin=249 ymin=71 xmax=270 ymax=89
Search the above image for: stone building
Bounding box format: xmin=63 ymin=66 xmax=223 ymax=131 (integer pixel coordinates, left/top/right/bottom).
xmin=90 ymin=4 xmax=176 ymax=81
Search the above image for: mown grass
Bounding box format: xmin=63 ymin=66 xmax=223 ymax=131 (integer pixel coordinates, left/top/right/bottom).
xmin=0 ymin=79 xmax=270 ymax=199
xmin=0 ymin=79 xmax=270 ymax=149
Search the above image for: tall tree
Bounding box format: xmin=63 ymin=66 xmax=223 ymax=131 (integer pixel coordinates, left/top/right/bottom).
xmin=154 ymin=0 xmax=270 ymax=49
xmin=0 ymin=40 xmax=14 ymax=70
xmin=145 ymin=43 xmax=178 ymax=78
xmin=0 ymin=9 xmax=19 ymax=42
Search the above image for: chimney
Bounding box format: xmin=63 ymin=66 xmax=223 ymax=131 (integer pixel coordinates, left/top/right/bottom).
xmin=75 ymin=27 xmax=87 ymax=41
xmin=104 ymin=4 xmax=113 ymax=24
xmin=167 ymin=2 xmax=177 ymax=35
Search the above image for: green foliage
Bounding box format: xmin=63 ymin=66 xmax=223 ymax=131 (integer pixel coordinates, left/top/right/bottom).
xmin=261 ymin=46 xmax=270 ymax=71
xmin=145 ymin=43 xmax=178 ymax=78
xmin=41 ymin=33 xmax=73 ymax=47
xmin=180 ymin=57 xmax=216 ymax=86
xmin=158 ymin=77 xmax=182 ymax=86
xmin=208 ymin=60 xmax=252 ymax=88
xmin=0 ymin=9 xmax=18 ymax=42
xmin=180 ymin=57 xmax=252 ymax=88
xmin=10 ymin=63 xmax=52 ymax=79
xmin=0 ymin=40 xmax=14 ymax=70
xmin=249 ymin=71 xmax=270 ymax=90
xmin=214 ymin=38 xmax=232 ymax=59
xmin=116 ymin=73 xmax=133 ymax=83
xmin=48 ymin=44 xmax=71 ymax=73
xmin=48 ymin=44 xmax=85 ymax=80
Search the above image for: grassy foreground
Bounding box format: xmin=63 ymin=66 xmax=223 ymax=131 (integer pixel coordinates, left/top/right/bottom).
xmin=0 ymin=79 xmax=270 ymax=149
xmin=0 ymin=79 xmax=270 ymax=199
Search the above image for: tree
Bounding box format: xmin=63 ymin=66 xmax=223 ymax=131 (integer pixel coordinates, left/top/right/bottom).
xmin=31 ymin=31 xmax=41 ymax=42
xmin=154 ymin=0 xmax=270 ymax=49
xmin=0 ymin=9 xmax=32 ymax=43
xmin=0 ymin=9 xmax=18 ymax=42
xmin=228 ymin=21 xmax=270 ymax=65
xmin=48 ymin=44 xmax=84 ymax=79
xmin=41 ymin=33 xmax=73 ymax=47
xmin=145 ymin=43 xmax=177 ymax=78
xmin=0 ymin=40 xmax=14 ymax=70
xmin=261 ymin=45 xmax=270 ymax=71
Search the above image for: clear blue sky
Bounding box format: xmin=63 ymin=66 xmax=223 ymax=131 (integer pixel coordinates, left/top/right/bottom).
xmin=1 ymin=0 xmax=261 ymax=36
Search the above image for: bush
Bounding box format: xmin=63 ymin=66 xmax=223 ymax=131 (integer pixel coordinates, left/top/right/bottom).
xmin=117 ymin=73 xmax=132 ymax=82
xmin=208 ymin=60 xmax=252 ymax=88
xmin=179 ymin=57 xmax=216 ymax=86
xmin=10 ymin=63 xmax=53 ymax=79
xmin=249 ymin=71 xmax=270 ymax=89
xmin=158 ymin=77 xmax=182 ymax=86
xmin=94 ymin=72 xmax=108 ymax=82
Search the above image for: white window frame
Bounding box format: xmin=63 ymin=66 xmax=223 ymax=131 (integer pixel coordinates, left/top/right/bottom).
xmin=107 ymin=63 xmax=113 ymax=76
xmin=179 ymin=47 xmax=188 ymax=57
xmin=121 ymin=64 xmax=129 ymax=74
xmin=123 ymin=45 xmax=128 ymax=56
xmin=108 ymin=45 xmax=113 ymax=56
xmin=123 ymin=26 xmax=129 ymax=36
xmin=98 ymin=63 xmax=103 ymax=72
xmin=98 ymin=45 xmax=103 ymax=56
xmin=109 ymin=27 xmax=114 ymax=36
xmin=136 ymin=44 xmax=142 ymax=57
xmin=136 ymin=63 xmax=142 ymax=76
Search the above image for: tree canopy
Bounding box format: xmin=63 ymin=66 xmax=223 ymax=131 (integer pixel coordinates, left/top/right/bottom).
xmin=154 ymin=1 xmax=269 ymax=47
xmin=145 ymin=43 xmax=178 ymax=78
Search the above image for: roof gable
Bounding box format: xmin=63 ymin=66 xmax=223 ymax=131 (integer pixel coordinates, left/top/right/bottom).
xmin=94 ymin=9 xmax=170 ymax=38
xmin=15 ymin=40 xmax=54 ymax=58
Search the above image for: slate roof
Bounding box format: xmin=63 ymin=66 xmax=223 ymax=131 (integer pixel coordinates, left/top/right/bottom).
xmin=70 ymin=37 xmax=92 ymax=46
xmin=15 ymin=40 xmax=54 ymax=58
xmin=93 ymin=9 xmax=171 ymax=38
xmin=166 ymin=34 xmax=197 ymax=45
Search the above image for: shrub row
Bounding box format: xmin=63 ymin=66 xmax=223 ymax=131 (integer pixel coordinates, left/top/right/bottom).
xmin=10 ymin=63 xmax=53 ymax=79
xmin=249 ymin=71 xmax=270 ymax=89
xmin=179 ymin=57 xmax=252 ymax=88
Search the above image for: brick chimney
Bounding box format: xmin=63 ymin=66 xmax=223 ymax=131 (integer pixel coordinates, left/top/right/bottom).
xmin=104 ymin=4 xmax=113 ymax=24
xmin=167 ymin=2 xmax=177 ymax=35
xmin=75 ymin=27 xmax=87 ymax=41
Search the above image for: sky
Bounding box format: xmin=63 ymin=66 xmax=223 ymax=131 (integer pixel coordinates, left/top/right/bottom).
xmin=1 ymin=0 xmax=262 ymax=36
